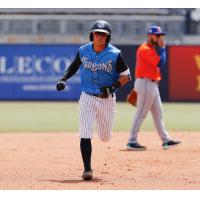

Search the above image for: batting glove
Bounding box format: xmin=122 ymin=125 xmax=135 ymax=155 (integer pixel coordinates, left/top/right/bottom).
xmin=100 ymin=81 xmax=121 ymax=95
xmin=56 ymin=80 xmax=66 ymax=91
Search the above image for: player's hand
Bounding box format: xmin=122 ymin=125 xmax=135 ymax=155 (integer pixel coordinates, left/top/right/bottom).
xmin=56 ymin=80 xmax=66 ymax=91
xmin=100 ymin=85 xmax=115 ymax=95
xmin=157 ymin=36 xmax=165 ymax=48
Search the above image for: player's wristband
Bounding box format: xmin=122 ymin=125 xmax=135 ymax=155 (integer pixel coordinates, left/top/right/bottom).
xmin=60 ymin=77 xmax=67 ymax=82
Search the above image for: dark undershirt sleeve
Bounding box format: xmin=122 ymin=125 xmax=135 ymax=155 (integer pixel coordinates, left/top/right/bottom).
xmin=116 ymin=53 xmax=129 ymax=73
xmin=61 ymin=52 xmax=82 ymax=81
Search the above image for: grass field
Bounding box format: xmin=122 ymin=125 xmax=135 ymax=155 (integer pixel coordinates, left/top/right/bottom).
xmin=0 ymin=102 xmax=199 ymax=132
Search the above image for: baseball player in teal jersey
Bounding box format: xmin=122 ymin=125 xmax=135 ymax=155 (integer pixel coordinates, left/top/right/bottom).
xmin=56 ymin=20 xmax=131 ymax=180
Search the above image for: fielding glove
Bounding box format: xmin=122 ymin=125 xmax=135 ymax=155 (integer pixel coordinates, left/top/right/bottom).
xmin=127 ymin=89 xmax=137 ymax=106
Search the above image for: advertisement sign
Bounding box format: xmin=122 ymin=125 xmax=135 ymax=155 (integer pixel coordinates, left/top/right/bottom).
xmin=0 ymin=44 xmax=81 ymax=100
xmin=169 ymin=46 xmax=200 ymax=101
xmin=0 ymin=44 xmax=169 ymax=101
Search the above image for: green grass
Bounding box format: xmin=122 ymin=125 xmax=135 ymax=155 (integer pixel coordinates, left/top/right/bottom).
xmin=115 ymin=102 xmax=200 ymax=132
xmin=0 ymin=102 xmax=199 ymax=132
xmin=0 ymin=102 xmax=79 ymax=132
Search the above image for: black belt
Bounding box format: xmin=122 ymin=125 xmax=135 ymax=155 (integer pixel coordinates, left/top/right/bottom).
xmin=139 ymin=77 xmax=156 ymax=82
xmin=87 ymin=93 xmax=113 ymax=98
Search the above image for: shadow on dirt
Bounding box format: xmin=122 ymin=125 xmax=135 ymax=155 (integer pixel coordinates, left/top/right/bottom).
xmin=118 ymin=148 xmax=146 ymax=152
xmin=40 ymin=177 xmax=104 ymax=184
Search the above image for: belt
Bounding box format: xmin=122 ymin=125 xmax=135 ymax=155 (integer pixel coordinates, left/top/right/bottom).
xmin=139 ymin=77 xmax=156 ymax=82
xmin=87 ymin=93 xmax=113 ymax=98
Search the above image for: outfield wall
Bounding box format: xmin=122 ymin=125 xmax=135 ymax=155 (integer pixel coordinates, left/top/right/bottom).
xmin=0 ymin=44 xmax=199 ymax=102
xmin=0 ymin=44 xmax=81 ymax=100
xmin=168 ymin=46 xmax=200 ymax=101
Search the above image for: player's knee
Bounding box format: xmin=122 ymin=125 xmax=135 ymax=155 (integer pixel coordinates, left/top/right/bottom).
xmin=136 ymin=113 xmax=147 ymax=120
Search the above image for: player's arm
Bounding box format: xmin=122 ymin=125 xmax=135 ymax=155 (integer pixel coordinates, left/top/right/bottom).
xmin=100 ymin=53 xmax=131 ymax=95
xmin=155 ymin=47 xmax=166 ymax=69
xmin=154 ymin=36 xmax=166 ymax=69
xmin=56 ymin=52 xmax=81 ymax=91
xmin=116 ymin=53 xmax=131 ymax=86
xmin=60 ymin=52 xmax=81 ymax=81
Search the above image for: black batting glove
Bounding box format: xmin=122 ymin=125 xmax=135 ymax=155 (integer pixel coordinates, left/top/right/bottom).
xmin=100 ymin=85 xmax=115 ymax=95
xmin=100 ymin=81 xmax=121 ymax=95
xmin=56 ymin=80 xmax=66 ymax=91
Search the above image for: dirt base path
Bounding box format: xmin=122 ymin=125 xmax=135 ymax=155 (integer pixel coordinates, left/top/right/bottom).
xmin=0 ymin=132 xmax=199 ymax=189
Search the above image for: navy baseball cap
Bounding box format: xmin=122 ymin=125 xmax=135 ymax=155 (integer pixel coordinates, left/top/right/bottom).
xmin=147 ymin=26 xmax=166 ymax=35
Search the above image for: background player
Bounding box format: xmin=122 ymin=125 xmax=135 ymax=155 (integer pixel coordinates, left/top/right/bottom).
xmin=126 ymin=26 xmax=181 ymax=150
xmin=57 ymin=20 xmax=131 ymax=180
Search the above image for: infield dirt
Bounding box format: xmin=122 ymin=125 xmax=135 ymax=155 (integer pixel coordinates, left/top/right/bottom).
xmin=0 ymin=132 xmax=199 ymax=189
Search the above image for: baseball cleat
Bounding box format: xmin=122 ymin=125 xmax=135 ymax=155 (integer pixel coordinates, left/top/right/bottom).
xmin=82 ymin=170 xmax=93 ymax=181
xmin=126 ymin=142 xmax=147 ymax=151
xmin=162 ymin=140 xmax=181 ymax=150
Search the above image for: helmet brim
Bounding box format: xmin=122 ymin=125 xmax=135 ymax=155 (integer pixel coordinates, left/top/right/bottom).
xmin=92 ymin=29 xmax=110 ymax=34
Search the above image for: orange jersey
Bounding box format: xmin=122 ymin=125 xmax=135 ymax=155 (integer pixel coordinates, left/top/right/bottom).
xmin=135 ymin=42 xmax=161 ymax=81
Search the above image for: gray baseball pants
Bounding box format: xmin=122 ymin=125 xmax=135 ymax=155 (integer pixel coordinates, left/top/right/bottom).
xmin=128 ymin=78 xmax=171 ymax=144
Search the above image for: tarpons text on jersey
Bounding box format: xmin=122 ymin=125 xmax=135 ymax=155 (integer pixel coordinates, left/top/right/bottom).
xmin=81 ymin=57 xmax=112 ymax=72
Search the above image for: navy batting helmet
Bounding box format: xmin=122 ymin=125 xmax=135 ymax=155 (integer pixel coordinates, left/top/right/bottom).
xmin=89 ymin=20 xmax=112 ymax=43
xmin=147 ymin=26 xmax=166 ymax=35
